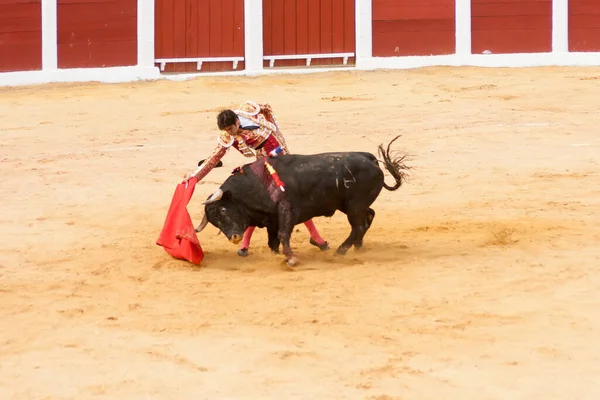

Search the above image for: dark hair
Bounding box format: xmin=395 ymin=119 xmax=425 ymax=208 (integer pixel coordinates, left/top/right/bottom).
xmin=217 ymin=109 xmax=238 ymax=130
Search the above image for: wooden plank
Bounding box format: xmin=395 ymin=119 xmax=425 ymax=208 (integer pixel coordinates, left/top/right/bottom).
xmin=270 ymin=0 xmax=284 ymax=56
xmin=58 ymin=40 xmax=136 ymax=68
xmin=58 ymin=0 xmax=130 ymax=3
xmin=343 ymin=0 xmax=355 ymax=54
xmin=296 ymin=0 xmax=309 ymax=56
xmin=262 ymin=0 xmax=272 ymax=56
xmin=184 ymin=0 xmax=198 ymax=72
xmin=0 ymin=30 xmax=41 ymax=44
xmin=283 ymin=0 xmax=297 ymax=60
xmin=569 ymin=14 xmax=600 ymax=28
xmin=0 ymin=0 xmax=41 ymax=4
xmin=569 ymin=28 xmax=600 ymax=51
xmin=307 ymin=0 xmax=321 ymax=54
xmin=472 ymin=15 xmax=551 ymax=31
xmin=233 ymin=0 xmax=245 ymax=66
xmin=319 ymin=0 xmax=332 ymax=65
xmin=0 ymin=16 xmax=42 ymax=33
xmin=372 ymin=20 xmax=455 ymax=56
xmin=373 ymin=4 xmax=455 ymax=21
xmin=57 ymin=1 xmax=136 ymax=23
xmin=221 ymin=0 xmax=235 ymax=56
xmin=472 ymin=2 xmax=551 ymax=17
xmin=196 ymin=0 xmax=210 ymax=56
xmin=0 ymin=2 xmax=40 ymax=20
xmin=154 ymin=0 xmax=163 ymax=58
xmin=0 ymin=6 xmax=42 ymax=73
xmin=331 ymin=0 xmax=345 ymax=53
xmin=160 ymin=0 xmax=174 ymax=59
xmin=171 ymin=0 xmax=186 ymax=72
xmin=0 ymin=44 xmax=42 ymax=72
xmin=472 ymin=29 xmax=551 ymax=53
xmin=207 ymin=0 xmax=222 ymax=71
xmin=374 ymin=18 xmax=455 ymax=33
xmin=209 ymin=0 xmax=231 ymax=72
xmin=570 ymin=1 xmax=600 ymax=15
xmin=283 ymin=0 xmax=296 ymax=55
xmin=375 ymin=0 xmax=456 ymax=7
xmin=57 ymin=13 xmax=137 ymax=43
xmin=472 ymin=0 xmax=551 ymax=3
xmin=56 ymin=21 xmax=137 ymax=42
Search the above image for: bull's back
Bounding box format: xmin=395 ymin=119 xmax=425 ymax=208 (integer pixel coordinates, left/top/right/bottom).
xmin=271 ymin=152 xmax=384 ymax=218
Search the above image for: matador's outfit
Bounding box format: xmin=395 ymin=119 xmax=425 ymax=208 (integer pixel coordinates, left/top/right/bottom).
xmin=193 ymin=100 xmax=290 ymax=181
xmin=191 ymin=100 xmax=329 ymax=256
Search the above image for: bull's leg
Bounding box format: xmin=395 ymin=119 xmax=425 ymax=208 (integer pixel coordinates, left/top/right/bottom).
xmin=267 ymin=224 xmax=280 ymax=254
xmin=355 ymin=208 xmax=376 ymax=250
xmin=336 ymin=211 xmax=368 ymax=255
xmin=277 ymin=202 xmax=297 ymax=266
xmin=366 ymin=208 xmax=376 ymax=229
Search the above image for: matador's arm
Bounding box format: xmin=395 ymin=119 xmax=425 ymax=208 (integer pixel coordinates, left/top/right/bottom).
xmin=189 ymin=133 xmax=232 ymax=181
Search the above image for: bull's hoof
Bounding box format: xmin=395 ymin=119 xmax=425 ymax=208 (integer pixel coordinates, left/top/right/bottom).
xmin=335 ymin=246 xmax=349 ymax=256
xmin=310 ymin=238 xmax=330 ymax=251
xmin=237 ymin=248 xmax=249 ymax=257
xmin=286 ymin=256 xmax=298 ymax=267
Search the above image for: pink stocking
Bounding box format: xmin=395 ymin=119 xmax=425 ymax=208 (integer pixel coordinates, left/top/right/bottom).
xmin=303 ymin=219 xmax=326 ymax=245
xmin=240 ymin=226 xmax=256 ymax=249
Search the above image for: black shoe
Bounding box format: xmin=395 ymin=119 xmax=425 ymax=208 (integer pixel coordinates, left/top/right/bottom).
xmin=310 ymin=238 xmax=330 ymax=251
xmin=237 ymin=248 xmax=249 ymax=257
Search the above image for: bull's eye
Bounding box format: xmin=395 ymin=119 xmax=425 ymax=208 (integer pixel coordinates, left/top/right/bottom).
xmin=220 ymin=206 xmax=227 ymax=215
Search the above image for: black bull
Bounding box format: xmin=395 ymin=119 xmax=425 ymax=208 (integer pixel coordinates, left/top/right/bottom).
xmin=195 ymin=135 xmax=410 ymax=266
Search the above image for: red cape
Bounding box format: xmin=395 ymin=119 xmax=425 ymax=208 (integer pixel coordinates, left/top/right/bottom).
xmin=156 ymin=177 xmax=204 ymax=265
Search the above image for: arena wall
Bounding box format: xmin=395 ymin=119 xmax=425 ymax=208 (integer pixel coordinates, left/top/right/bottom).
xmin=1 ymin=0 xmax=600 ymax=87
xmin=154 ymin=0 xmax=246 ymax=73
xmin=471 ymin=0 xmax=553 ymax=54
xmin=0 ymin=0 xmax=157 ymax=86
xmin=0 ymin=0 xmax=42 ymax=73
xmin=261 ymin=0 xmax=355 ymax=68
xmin=57 ymin=0 xmax=139 ymax=69
xmin=568 ymin=0 xmax=600 ymax=51
xmin=371 ymin=0 xmax=456 ymax=57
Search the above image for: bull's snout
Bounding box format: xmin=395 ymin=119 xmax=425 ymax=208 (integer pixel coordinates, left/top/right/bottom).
xmin=230 ymin=234 xmax=243 ymax=244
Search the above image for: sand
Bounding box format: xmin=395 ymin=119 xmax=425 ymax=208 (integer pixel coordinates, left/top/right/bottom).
xmin=1 ymin=66 xmax=600 ymax=399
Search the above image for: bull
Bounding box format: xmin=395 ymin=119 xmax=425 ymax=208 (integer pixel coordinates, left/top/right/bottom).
xmin=194 ymin=135 xmax=410 ymax=267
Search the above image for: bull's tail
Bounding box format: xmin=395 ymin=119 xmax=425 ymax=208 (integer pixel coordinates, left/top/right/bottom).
xmin=377 ymin=134 xmax=411 ymax=191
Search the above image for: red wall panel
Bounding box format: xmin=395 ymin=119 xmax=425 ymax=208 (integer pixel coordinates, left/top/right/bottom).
xmin=155 ymin=0 xmax=245 ymax=73
xmin=0 ymin=0 xmax=42 ymax=72
xmin=372 ymin=0 xmax=455 ymax=57
xmin=262 ymin=0 xmax=355 ymax=67
xmin=569 ymin=0 xmax=600 ymax=52
xmin=471 ymin=0 xmax=552 ymax=54
xmin=57 ymin=0 xmax=137 ymax=69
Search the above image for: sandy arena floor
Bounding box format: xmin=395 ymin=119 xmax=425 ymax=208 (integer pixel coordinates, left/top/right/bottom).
xmin=1 ymin=66 xmax=600 ymax=399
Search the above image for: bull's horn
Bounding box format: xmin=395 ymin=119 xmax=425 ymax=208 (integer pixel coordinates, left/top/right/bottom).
xmin=202 ymin=188 xmax=224 ymax=205
xmin=195 ymin=213 xmax=209 ymax=233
